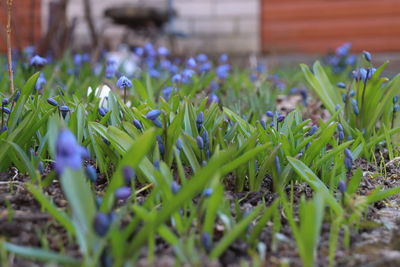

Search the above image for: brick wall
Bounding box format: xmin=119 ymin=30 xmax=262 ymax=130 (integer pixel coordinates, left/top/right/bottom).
xmin=0 ymin=0 xmax=41 ymax=52
xmin=41 ymin=0 xmax=260 ymax=54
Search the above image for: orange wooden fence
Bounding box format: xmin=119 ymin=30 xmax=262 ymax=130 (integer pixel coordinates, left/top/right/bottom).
xmin=0 ymin=0 xmax=41 ymax=52
xmin=261 ymin=0 xmax=400 ymax=53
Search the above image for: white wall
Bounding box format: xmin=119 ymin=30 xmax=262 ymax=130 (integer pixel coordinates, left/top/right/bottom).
xmin=42 ymin=0 xmax=261 ymax=54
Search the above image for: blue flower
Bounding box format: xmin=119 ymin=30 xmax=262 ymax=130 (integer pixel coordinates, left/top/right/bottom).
xmin=363 ymin=51 xmax=372 ymax=62
xmin=186 ymin=57 xmax=197 ymax=68
xmin=199 ymin=62 xmax=212 ymax=73
xmin=216 ymin=64 xmax=230 ymax=79
xmin=338 ymin=180 xmax=346 ymax=194
xmin=146 ymin=109 xmax=161 ymax=121
xmin=116 ymin=76 xmax=132 ymax=89
xmin=219 ymin=54 xmax=228 ymax=63
xmin=171 ymin=181 xmax=181 ymax=194
xmin=207 ymin=94 xmax=220 ymax=104
xmin=93 ymin=212 xmax=111 ymax=237
xmin=148 ymin=68 xmax=161 ymax=78
xmin=335 ymin=43 xmax=351 ymax=57
xmin=85 ymin=165 xmax=97 ymax=182
xmin=161 ymin=86 xmax=176 ymax=101
xmin=132 ymin=119 xmax=143 ymax=130
xmin=336 ymin=82 xmax=346 ymax=89
xmin=59 ymin=105 xmax=70 ymax=119
xmin=30 ymin=55 xmax=47 ymax=67
xmin=157 ymin=135 xmax=165 ymax=155
xmin=393 ymin=96 xmax=399 ymax=104
xmin=105 ymin=63 xmax=117 ymax=79
xmin=202 ymin=188 xmax=213 ymax=197
xmin=275 ymin=156 xmax=281 ymax=175
xmin=196 ymin=54 xmax=208 ymax=63
xmin=115 ymin=186 xmax=131 ymax=200
xmin=351 ymin=99 xmax=359 ymax=115
xmin=307 ymin=125 xmax=318 ymax=136
xmin=123 ymin=166 xmax=135 ymax=185
xmin=266 ymin=111 xmax=274 ymax=118
xmin=394 ymin=104 xmax=400 ymax=113
xmin=98 ymin=107 xmax=107 ymax=117
xmin=158 ymin=46 xmax=169 ymax=57
xmin=135 ymin=47 xmax=144 ymax=57
xmin=55 ymin=129 xmax=86 ymax=174
xmin=171 ymin=73 xmax=182 ymax=84
xmin=2 ymin=107 xmax=10 ymax=114
xmin=196 ymin=136 xmax=204 ymax=150
xmin=13 ymin=91 xmax=20 ymax=102
xmin=47 ymin=98 xmax=58 ymax=106
xmin=277 ymin=114 xmax=285 ymax=123
xmin=196 ymin=112 xmax=204 ymax=130
xmin=2 ymin=98 xmax=9 ymax=105
xmin=73 ymin=54 xmax=83 ymax=66
xmin=176 ymin=138 xmax=183 ymax=151
xmin=35 ymin=73 xmax=46 ymax=91
xmin=153 ymin=119 xmax=163 ymax=128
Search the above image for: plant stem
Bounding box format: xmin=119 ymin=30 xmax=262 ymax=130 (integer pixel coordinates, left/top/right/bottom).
xmin=6 ymin=0 xmax=14 ymax=94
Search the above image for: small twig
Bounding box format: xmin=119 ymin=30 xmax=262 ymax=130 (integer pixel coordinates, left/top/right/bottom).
xmin=6 ymin=0 xmax=14 ymax=94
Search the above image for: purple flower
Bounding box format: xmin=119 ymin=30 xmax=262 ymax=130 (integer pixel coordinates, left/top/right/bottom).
xmin=307 ymin=125 xmax=318 ymax=136
xmin=2 ymin=98 xmax=9 ymax=105
xmin=55 ymin=129 xmax=86 ymax=174
xmin=201 ymin=232 xmax=212 ymax=251
xmin=30 ymin=55 xmax=47 ymax=67
xmin=116 ymin=76 xmax=132 ymax=89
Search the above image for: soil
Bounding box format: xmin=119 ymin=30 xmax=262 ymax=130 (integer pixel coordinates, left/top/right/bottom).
xmin=2 ymin=156 xmax=400 ymax=267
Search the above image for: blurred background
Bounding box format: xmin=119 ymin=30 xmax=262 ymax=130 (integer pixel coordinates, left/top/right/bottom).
xmin=1 ymin=0 xmax=400 ymax=63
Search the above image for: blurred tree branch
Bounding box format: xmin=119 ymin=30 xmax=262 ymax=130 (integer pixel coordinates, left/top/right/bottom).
xmin=83 ymin=0 xmax=98 ymax=48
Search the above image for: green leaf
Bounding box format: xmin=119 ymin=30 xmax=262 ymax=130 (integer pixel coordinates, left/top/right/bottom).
xmin=288 ymin=157 xmax=343 ymax=215
xmin=4 ymin=242 xmax=79 ymax=265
